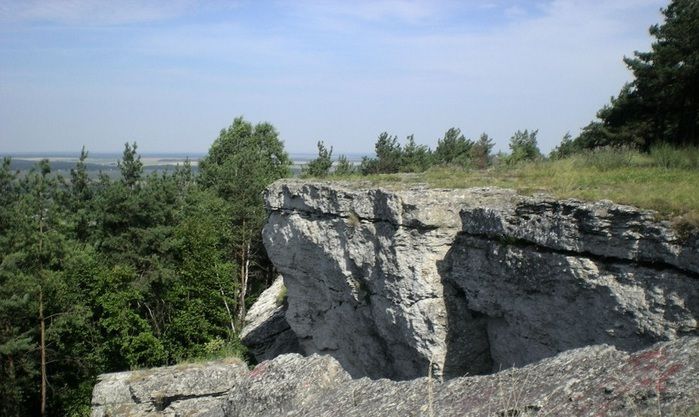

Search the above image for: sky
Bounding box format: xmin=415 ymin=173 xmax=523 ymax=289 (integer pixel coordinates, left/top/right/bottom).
xmin=0 ymin=0 xmax=667 ymax=155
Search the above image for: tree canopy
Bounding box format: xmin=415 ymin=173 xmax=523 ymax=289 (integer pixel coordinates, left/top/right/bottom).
xmin=575 ymin=0 xmax=699 ymax=149
xmin=0 ymin=117 xmax=291 ymax=417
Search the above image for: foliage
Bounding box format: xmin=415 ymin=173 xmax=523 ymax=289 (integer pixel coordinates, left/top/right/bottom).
xmin=470 ymin=133 xmax=495 ymax=169
xmin=0 ymin=121 xmax=291 ymax=416
xmin=400 ymin=135 xmax=433 ymax=172
xmin=549 ymin=132 xmax=576 ymax=160
xmin=303 ymin=141 xmax=333 ymax=178
xmin=199 ymin=117 xmax=291 ymax=328
xmin=433 ymin=128 xmax=473 ymax=167
xmin=649 ymin=143 xmax=699 ymax=169
xmin=118 ymin=142 xmax=143 ymax=189
xmin=360 ymin=132 xmax=403 ymax=174
xmin=333 ymin=154 xmax=355 ymax=176
xmin=506 ymin=129 xmax=541 ymax=164
xmin=574 ymin=0 xmax=699 ymax=149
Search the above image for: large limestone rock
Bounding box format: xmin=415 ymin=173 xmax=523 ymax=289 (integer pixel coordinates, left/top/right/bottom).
xmin=240 ymin=275 xmax=300 ymax=362
xmin=262 ymin=180 xmax=699 ymax=379
xmin=92 ymin=337 xmax=699 ymax=416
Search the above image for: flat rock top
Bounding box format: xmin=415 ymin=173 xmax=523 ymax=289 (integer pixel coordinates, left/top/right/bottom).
xmin=265 ymin=180 xmax=699 ymax=274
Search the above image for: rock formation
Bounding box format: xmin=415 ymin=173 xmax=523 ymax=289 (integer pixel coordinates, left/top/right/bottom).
xmin=92 ymin=337 xmax=699 ymax=416
xmin=261 ymin=180 xmax=698 ymax=379
xmin=92 ymin=180 xmax=699 ymax=416
xmin=240 ymin=275 xmax=299 ymax=362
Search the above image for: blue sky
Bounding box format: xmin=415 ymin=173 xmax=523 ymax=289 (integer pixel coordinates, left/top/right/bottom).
xmin=0 ymin=0 xmax=666 ymax=154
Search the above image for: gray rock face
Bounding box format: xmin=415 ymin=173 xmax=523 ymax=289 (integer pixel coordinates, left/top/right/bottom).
xmin=240 ymin=275 xmax=300 ymax=362
xmin=92 ymin=337 xmax=699 ymax=416
xmin=262 ymin=180 xmax=699 ymax=379
xmin=91 ymin=359 xmax=248 ymax=417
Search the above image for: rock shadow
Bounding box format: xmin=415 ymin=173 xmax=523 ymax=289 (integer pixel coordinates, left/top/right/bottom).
xmin=438 ymin=227 xmax=699 ymax=378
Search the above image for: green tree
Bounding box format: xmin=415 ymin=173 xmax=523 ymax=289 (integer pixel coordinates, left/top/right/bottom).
xmin=70 ymin=147 xmax=93 ymax=241
xmin=550 ymin=132 xmax=576 ymax=159
xmin=333 ymin=155 xmax=355 ymax=176
xmin=400 ymin=135 xmax=433 ymax=172
xmin=199 ymin=117 xmax=291 ymax=327
xmin=576 ymin=0 xmax=699 ymax=149
xmin=303 ymin=141 xmax=333 ymax=178
xmin=470 ymin=133 xmax=495 ymax=169
xmin=434 ymin=128 xmax=473 ymax=167
xmin=360 ymin=132 xmax=403 ymax=174
xmin=118 ymin=142 xmax=143 ymax=189
xmin=507 ymin=129 xmax=541 ymax=164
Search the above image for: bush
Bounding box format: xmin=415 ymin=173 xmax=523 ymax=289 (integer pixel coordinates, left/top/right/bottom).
xmin=650 ymin=143 xmax=699 ymax=169
xmin=507 ymin=129 xmax=541 ymax=164
xmin=333 ymin=155 xmax=355 ymax=176
xmin=470 ymin=133 xmax=495 ymax=169
xmin=303 ymin=141 xmax=333 ymax=177
xmin=401 ymin=135 xmax=433 ymax=172
xmin=360 ymin=132 xmax=402 ymax=174
xmin=576 ymin=146 xmax=636 ymax=171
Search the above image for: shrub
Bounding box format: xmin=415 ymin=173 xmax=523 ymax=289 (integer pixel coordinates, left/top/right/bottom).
xmin=650 ymin=143 xmax=699 ymax=169
xmin=577 ymin=146 xmax=635 ymax=171
xmin=333 ymin=154 xmax=355 ymax=176
xmin=507 ymin=129 xmax=541 ymax=164
xmin=360 ymin=132 xmax=402 ymax=174
xmin=303 ymin=141 xmax=333 ymax=177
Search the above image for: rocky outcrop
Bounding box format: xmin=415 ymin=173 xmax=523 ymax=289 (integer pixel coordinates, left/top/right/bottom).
xmin=240 ymin=276 xmax=300 ymax=362
xmin=262 ymin=180 xmax=699 ymax=379
xmin=92 ymin=337 xmax=699 ymax=416
xmin=91 ymin=358 xmax=247 ymax=417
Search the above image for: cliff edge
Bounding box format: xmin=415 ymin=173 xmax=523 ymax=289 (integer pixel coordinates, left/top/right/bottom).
xmin=261 ymin=180 xmax=698 ymax=379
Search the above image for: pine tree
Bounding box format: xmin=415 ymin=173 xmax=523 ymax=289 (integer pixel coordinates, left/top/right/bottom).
xmin=303 ymin=141 xmax=333 ymax=178
xmin=576 ymin=0 xmax=699 ymax=149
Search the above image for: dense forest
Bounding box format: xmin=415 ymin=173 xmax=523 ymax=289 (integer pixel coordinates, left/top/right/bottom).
xmin=0 ymin=1 xmax=696 ymax=417
xmin=0 ymin=118 xmax=290 ymax=417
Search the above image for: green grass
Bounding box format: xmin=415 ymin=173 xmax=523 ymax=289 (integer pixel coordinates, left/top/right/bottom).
xmin=329 ymin=148 xmax=699 ymax=228
xmin=275 ymin=284 xmax=288 ymax=307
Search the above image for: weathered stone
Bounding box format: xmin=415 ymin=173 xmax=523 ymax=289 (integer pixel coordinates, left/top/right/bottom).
xmin=263 ymin=181 xmax=478 ymax=379
xmin=261 ymin=180 xmax=699 ymax=379
xmin=92 ymin=337 xmax=699 ymax=417
xmin=90 ymin=359 xmax=248 ymax=417
xmin=224 ymin=354 xmax=350 ymax=416
xmin=240 ymin=275 xmax=300 ymax=362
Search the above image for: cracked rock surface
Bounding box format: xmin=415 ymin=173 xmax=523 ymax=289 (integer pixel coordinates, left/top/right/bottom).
xmin=92 ymin=337 xmax=699 ymax=416
xmin=91 ymin=359 xmax=248 ymax=417
xmin=262 ymin=180 xmax=698 ymax=379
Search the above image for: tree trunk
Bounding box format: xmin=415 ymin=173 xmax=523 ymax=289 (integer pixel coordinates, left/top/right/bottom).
xmin=39 ymin=288 xmax=46 ymax=417
xmin=237 ymin=240 xmax=250 ymax=329
xmin=219 ymin=285 xmax=236 ymax=333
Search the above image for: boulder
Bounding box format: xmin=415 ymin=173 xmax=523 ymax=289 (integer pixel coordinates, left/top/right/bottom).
xmin=240 ymin=275 xmax=300 ymax=362
xmin=91 ymin=359 xmax=248 ymax=417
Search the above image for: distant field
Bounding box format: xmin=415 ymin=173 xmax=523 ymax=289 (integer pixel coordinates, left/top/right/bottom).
xmin=1 ymin=152 xmax=369 ymax=177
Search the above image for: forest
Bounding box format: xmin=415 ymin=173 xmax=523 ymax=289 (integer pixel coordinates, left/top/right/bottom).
xmin=0 ymin=1 xmax=697 ymax=416
xmin=0 ymin=118 xmax=290 ymax=417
